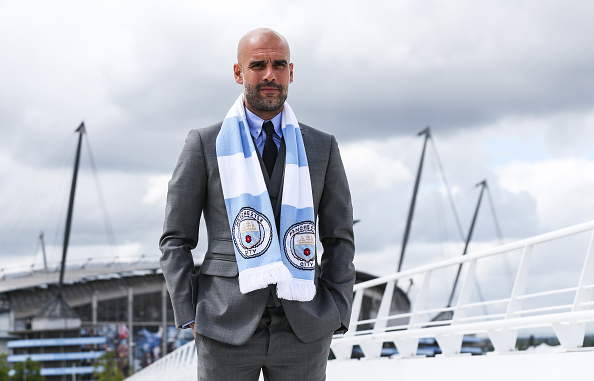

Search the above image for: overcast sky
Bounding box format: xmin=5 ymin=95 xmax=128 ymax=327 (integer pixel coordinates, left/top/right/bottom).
xmin=1 ymin=0 xmax=594 ymax=295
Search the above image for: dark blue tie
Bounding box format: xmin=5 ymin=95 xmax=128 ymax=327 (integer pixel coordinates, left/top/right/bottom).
xmin=262 ymin=121 xmax=277 ymax=177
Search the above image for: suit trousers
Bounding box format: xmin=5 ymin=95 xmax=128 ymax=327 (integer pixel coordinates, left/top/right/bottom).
xmin=195 ymin=306 xmax=333 ymax=381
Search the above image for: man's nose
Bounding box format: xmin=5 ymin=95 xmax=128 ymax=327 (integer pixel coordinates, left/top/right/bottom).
xmin=262 ymin=64 xmax=276 ymax=81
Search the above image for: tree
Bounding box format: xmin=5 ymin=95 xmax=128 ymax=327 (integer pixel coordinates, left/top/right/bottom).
xmin=93 ymin=351 xmax=124 ymax=381
xmin=10 ymin=358 xmax=44 ymax=381
xmin=0 ymin=353 xmax=10 ymax=381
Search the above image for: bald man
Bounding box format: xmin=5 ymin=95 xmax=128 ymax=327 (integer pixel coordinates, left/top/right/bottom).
xmin=160 ymin=28 xmax=355 ymax=380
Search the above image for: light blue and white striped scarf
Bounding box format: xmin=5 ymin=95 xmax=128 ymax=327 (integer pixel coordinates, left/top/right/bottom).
xmin=216 ymin=94 xmax=316 ymax=302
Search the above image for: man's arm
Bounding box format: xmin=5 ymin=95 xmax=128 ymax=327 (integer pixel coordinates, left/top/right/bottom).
xmin=318 ymin=135 xmax=356 ymax=332
xmin=160 ymin=129 xmax=207 ymax=329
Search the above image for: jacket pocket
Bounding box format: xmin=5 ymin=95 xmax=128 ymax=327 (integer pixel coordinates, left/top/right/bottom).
xmin=200 ymin=238 xmax=239 ymax=277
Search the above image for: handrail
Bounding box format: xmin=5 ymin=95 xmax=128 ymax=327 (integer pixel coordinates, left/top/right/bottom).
xmin=331 ymin=220 xmax=594 ymax=359
xmin=126 ymin=340 xmax=196 ymax=381
xmin=354 ymin=220 xmax=594 ymax=292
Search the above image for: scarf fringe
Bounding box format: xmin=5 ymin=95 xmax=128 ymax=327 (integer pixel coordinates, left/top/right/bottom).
xmin=238 ymin=261 xmax=292 ymax=294
xmin=277 ymin=278 xmax=316 ymax=302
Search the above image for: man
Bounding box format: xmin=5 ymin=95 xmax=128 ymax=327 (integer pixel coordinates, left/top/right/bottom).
xmin=160 ymin=28 xmax=355 ymax=380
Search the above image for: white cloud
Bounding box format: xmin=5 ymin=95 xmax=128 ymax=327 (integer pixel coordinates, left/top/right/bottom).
xmin=143 ymin=175 xmax=170 ymax=205
xmin=341 ymin=138 xmax=411 ymax=190
xmin=498 ymin=158 xmax=594 ymax=229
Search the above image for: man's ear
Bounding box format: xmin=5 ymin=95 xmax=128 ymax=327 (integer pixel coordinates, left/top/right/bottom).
xmin=289 ymin=63 xmax=294 ymax=84
xmin=234 ymin=63 xmax=243 ymax=85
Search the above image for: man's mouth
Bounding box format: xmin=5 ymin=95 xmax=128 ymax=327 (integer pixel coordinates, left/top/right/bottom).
xmin=257 ymin=83 xmax=282 ymax=93
xmin=260 ymin=87 xmax=279 ymax=95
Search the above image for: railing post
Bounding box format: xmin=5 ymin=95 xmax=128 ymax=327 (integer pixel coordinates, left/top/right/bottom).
xmin=554 ymin=228 xmax=594 ymax=349
xmin=408 ymin=270 xmax=432 ymax=329
xmin=452 ymin=258 xmax=477 ymax=324
xmin=394 ymin=270 xmax=432 ymax=357
xmin=488 ymin=244 xmax=533 ymax=353
xmin=436 ymin=259 xmax=478 ymax=355
xmin=572 ymin=228 xmax=594 ymax=312
xmin=360 ymin=279 xmax=396 ymax=359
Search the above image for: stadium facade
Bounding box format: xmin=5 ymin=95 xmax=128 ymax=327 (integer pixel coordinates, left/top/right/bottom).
xmin=0 ymin=262 xmax=194 ymax=380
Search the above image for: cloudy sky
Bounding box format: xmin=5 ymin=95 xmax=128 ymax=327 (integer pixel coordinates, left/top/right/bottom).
xmin=1 ymin=0 xmax=594 ymax=291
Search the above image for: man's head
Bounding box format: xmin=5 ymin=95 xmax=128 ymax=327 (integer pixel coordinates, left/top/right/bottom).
xmin=234 ymin=28 xmax=293 ymax=120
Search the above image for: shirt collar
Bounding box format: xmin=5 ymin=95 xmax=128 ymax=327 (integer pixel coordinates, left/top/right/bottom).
xmin=245 ymin=107 xmax=283 ymax=139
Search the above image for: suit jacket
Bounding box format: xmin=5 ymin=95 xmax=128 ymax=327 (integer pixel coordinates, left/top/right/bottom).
xmin=160 ymin=121 xmax=355 ymax=346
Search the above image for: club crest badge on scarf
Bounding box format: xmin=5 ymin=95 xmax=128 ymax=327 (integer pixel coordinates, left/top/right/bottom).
xmin=233 ymin=207 xmax=273 ymax=258
xmin=283 ymin=221 xmax=316 ymax=270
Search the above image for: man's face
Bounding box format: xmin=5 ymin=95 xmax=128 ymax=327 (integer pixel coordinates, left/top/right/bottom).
xmin=234 ymin=34 xmax=293 ymax=116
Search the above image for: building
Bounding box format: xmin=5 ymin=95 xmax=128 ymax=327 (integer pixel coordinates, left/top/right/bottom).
xmin=0 ymin=261 xmax=194 ymax=380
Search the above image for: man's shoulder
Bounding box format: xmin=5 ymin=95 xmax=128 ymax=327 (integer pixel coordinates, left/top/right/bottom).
xmin=188 ymin=121 xmax=223 ymax=138
xmin=298 ymin=122 xmax=335 ymax=146
xmin=298 ymin=122 xmax=333 ymax=138
xmin=183 ymin=122 xmax=224 ymax=148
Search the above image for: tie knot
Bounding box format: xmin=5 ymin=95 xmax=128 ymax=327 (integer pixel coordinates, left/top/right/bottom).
xmin=262 ymin=121 xmax=274 ymax=135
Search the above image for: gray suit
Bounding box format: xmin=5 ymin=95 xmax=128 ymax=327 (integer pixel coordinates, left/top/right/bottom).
xmin=160 ymin=121 xmax=355 ymax=346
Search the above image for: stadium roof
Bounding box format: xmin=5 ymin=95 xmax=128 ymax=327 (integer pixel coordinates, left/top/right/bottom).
xmin=0 ymin=261 xmax=164 ymax=294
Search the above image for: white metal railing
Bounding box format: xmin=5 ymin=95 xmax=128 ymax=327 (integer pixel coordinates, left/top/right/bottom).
xmin=125 ymin=220 xmax=594 ymax=380
xmin=126 ymin=340 xmax=196 ymax=381
xmin=331 ymin=220 xmax=594 ymax=360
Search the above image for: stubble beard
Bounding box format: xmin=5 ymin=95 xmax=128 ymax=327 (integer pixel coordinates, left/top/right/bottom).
xmin=243 ymin=81 xmax=289 ymax=113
